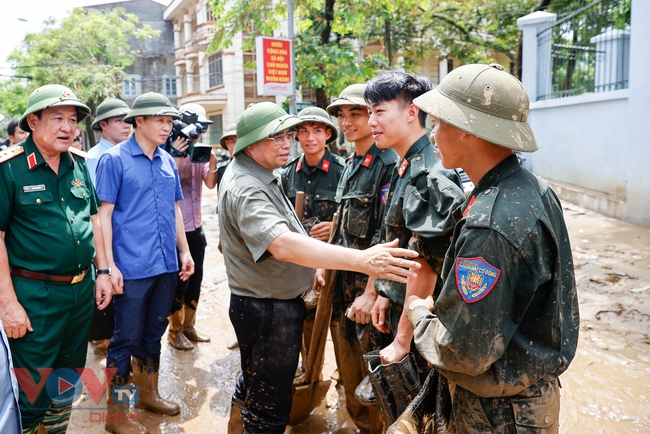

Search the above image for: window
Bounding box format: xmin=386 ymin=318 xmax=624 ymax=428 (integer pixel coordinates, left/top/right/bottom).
xmin=209 ymin=52 xmax=223 ymax=88
xmin=209 ymin=114 xmax=223 ymax=146
xmin=243 ymin=52 xmax=275 ymax=106
xmin=164 ymin=77 xmax=177 ymax=96
xmin=206 ymin=5 xmax=216 ymax=22
xmin=124 ymin=79 xmax=136 ymax=97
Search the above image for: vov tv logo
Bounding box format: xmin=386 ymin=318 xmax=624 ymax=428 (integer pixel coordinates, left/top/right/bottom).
xmin=12 ymin=367 xmax=139 ymax=406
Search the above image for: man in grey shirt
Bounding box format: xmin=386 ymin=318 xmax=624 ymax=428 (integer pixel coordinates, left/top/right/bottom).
xmin=219 ymin=102 xmax=421 ymax=434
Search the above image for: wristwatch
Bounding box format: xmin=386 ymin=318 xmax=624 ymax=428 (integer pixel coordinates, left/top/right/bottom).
xmin=96 ymin=268 xmax=112 ymax=276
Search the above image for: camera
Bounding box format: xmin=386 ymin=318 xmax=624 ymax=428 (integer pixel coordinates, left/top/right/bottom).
xmin=163 ymin=110 xmax=213 ymax=163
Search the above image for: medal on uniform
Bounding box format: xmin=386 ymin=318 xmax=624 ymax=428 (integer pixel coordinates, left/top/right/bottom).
xmin=71 ymin=179 xmax=85 ymax=187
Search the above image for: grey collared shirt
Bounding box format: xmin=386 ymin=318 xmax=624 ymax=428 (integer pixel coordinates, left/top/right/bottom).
xmin=218 ymin=153 xmax=314 ymax=300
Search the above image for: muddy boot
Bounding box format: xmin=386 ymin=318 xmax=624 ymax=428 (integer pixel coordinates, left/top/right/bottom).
xmin=105 ymin=375 xmax=148 ymax=434
xmin=227 ymin=397 xmax=245 ymax=434
xmin=355 ymin=375 xmax=377 ymax=406
xmin=182 ymin=306 xmax=210 ymax=342
xmin=168 ymin=310 xmax=194 ymax=350
xmin=364 ymin=350 xmax=421 ymax=428
xmin=131 ymin=357 xmax=180 ymax=416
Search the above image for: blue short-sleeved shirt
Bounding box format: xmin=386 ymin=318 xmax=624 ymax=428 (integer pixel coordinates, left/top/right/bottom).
xmin=95 ymin=135 xmax=183 ymax=280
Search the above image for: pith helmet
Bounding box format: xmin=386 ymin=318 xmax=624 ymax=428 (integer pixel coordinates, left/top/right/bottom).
xmin=123 ymin=92 xmax=179 ymax=125
xmin=220 ymin=123 xmax=237 ymax=147
xmin=91 ymin=98 xmax=130 ymax=131
xmin=19 ymin=85 xmax=91 ymax=132
xmin=297 ymin=106 xmax=338 ymax=143
xmin=413 ymin=64 xmax=538 ymax=152
xmin=178 ymin=103 xmax=213 ymax=124
xmin=326 ymin=84 xmax=367 ymax=116
xmin=234 ymin=102 xmax=301 ymax=156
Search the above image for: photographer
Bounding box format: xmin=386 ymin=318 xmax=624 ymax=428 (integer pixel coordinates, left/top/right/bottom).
xmin=167 ymin=103 xmax=218 ymax=350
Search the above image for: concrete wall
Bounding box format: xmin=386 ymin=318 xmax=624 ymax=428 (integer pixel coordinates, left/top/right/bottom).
xmin=518 ymin=0 xmax=650 ymax=226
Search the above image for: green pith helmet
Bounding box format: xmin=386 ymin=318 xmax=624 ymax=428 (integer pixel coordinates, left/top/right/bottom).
xmin=234 ymin=102 xmax=302 ymax=156
xmin=326 ymin=83 xmax=367 ymax=116
xmin=123 ymin=92 xmax=179 ymax=125
xmin=19 ymin=85 xmax=91 ymax=132
xmin=91 ymin=98 xmax=130 ymax=131
xmin=220 ymin=123 xmax=237 ymax=148
xmin=297 ymin=106 xmax=338 ymax=143
xmin=413 ymin=64 xmax=538 ymax=152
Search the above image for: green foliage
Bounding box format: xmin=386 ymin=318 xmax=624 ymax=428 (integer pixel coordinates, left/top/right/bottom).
xmin=1 ymin=7 xmax=159 ymax=142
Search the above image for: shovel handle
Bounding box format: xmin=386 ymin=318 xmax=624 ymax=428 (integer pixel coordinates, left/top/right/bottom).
xmin=295 ymin=191 xmax=305 ymax=220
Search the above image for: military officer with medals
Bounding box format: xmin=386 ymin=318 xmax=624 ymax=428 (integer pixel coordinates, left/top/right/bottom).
xmin=0 ymin=84 xmax=113 ymax=434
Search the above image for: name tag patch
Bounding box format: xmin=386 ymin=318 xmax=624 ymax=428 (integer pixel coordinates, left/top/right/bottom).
xmin=456 ymin=257 xmax=500 ymax=303
xmin=23 ymin=184 xmax=46 ymax=192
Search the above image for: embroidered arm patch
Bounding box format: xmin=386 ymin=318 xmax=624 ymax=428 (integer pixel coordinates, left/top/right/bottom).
xmin=379 ymin=183 xmax=390 ymax=206
xmin=455 ymin=257 xmax=501 ymax=303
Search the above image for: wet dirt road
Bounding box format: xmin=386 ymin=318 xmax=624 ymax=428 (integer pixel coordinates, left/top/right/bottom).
xmin=69 ymin=190 xmax=650 ymax=433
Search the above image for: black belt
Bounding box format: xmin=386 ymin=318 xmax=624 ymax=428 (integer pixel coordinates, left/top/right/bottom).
xmin=10 ymin=266 xmax=90 ymax=284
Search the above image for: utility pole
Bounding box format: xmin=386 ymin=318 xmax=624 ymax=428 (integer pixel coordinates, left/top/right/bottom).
xmin=288 ymin=0 xmax=299 ymax=156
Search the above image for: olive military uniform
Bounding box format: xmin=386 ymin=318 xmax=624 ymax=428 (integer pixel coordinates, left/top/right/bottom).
xmin=0 ymin=136 xmax=98 ymax=428
xmin=281 ymin=148 xmax=345 ymax=224
xmin=375 ymin=135 xmax=464 ymax=333
xmin=329 ymin=144 xmax=398 ymax=433
xmin=409 ymin=155 xmax=580 ymax=432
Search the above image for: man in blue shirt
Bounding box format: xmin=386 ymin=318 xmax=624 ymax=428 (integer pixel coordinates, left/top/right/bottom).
xmin=95 ymin=92 xmax=194 ymax=434
xmin=86 ymin=98 xmax=131 ymax=183
xmin=87 ymin=98 xmax=131 ymax=356
xmin=0 ymin=318 xmax=21 ymax=433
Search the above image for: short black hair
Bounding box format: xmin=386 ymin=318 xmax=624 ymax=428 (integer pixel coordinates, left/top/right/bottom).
xmin=364 ymin=71 xmax=432 ymax=128
xmin=7 ymin=118 xmax=20 ymax=136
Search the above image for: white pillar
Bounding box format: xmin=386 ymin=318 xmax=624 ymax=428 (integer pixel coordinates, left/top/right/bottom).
xmin=185 ymin=60 xmax=194 ymax=95
xmin=590 ymin=28 xmax=630 ymax=92
xmin=517 ymin=11 xmax=557 ymax=101
xmin=438 ymin=59 xmax=448 ymax=83
xmin=183 ymin=12 xmax=193 ymax=42
xmin=173 ymin=21 xmax=181 ymax=49
xmin=175 ymin=65 xmax=184 ymax=97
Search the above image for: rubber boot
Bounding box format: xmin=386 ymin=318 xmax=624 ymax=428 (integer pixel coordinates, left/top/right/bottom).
xmin=168 ymin=310 xmax=194 ymax=350
xmin=364 ymin=351 xmax=421 ymax=428
xmin=105 ymin=375 xmax=148 ymax=434
xmin=355 ymin=375 xmax=377 ymax=406
xmin=227 ymin=397 xmax=245 ymax=434
xmin=182 ymin=306 xmax=210 ymax=342
xmin=131 ymin=357 xmax=180 ymax=415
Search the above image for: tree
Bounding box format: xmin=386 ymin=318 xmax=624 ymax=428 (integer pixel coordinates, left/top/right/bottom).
xmin=3 ymin=7 xmax=159 ymax=146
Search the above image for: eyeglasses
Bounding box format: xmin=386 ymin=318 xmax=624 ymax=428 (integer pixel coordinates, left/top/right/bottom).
xmin=267 ymin=131 xmax=296 ymax=146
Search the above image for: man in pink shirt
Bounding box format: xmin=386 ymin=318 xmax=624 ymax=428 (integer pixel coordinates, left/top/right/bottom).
xmin=167 ymin=103 xmax=218 ymax=350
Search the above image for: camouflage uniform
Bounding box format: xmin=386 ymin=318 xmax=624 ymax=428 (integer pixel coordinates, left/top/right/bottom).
xmin=329 ymin=144 xmax=398 ymax=433
xmin=375 ymin=135 xmax=464 ymax=334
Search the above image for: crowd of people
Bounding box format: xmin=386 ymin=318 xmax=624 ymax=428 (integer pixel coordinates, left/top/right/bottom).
xmin=0 ymin=62 xmax=579 ymax=434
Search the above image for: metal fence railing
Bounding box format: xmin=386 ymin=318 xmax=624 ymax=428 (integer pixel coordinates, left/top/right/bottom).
xmin=536 ymin=0 xmax=631 ymax=101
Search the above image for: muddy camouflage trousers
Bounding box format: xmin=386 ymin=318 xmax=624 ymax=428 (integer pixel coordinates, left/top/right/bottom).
xmin=450 ymin=378 xmax=560 ymax=433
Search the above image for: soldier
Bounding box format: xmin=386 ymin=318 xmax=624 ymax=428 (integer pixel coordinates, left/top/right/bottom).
xmin=87 ymin=98 xmax=131 ymax=356
xmin=364 ymin=71 xmax=465 ymax=426
xmin=217 ymin=123 xmax=237 ymax=186
xmin=219 ymin=101 xmax=421 ymax=434
xmin=95 ymin=92 xmax=194 ymax=434
xmin=325 ymin=84 xmax=398 ymax=434
xmin=0 ymin=84 xmax=113 ymax=433
xmin=281 ymin=107 xmax=345 ymax=241
xmin=166 ymin=103 xmax=218 ymax=351
xmin=407 ymin=63 xmax=580 ymax=433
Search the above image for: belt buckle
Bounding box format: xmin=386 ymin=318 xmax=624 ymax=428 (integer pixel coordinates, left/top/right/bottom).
xmin=71 ymin=271 xmax=86 ymax=284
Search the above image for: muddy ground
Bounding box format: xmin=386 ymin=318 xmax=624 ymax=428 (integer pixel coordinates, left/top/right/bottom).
xmin=69 ymin=188 xmax=650 ymax=433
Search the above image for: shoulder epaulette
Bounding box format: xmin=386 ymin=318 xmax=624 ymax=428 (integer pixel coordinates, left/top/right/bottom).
xmin=68 ymin=146 xmax=88 ymax=159
xmin=465 ymin=188 xmax=498 ymax=229
xmin=0 ymin=146 xmax=24 ymax=164
xmin=332 ymin=154 xmax=346 ymax=166
xmin=376 ymin=148 xmax=399 ymax=165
